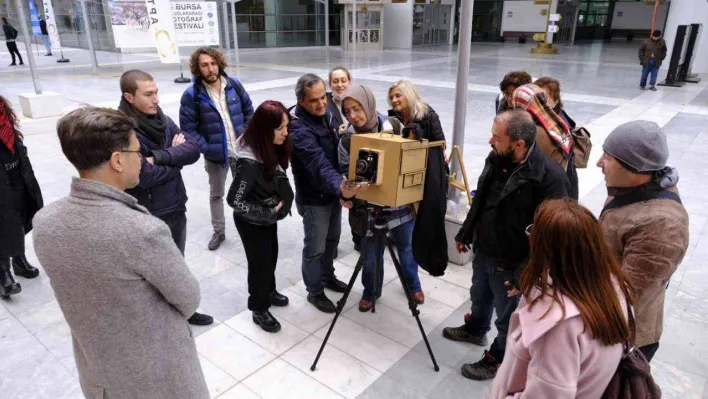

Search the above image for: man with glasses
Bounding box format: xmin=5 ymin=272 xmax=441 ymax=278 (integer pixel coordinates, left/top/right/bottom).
xmin=32 ymin=107 xmax=209 ymax=398
xmin=118 ymin=69 xmax=214 ymax=327
xmin=442 ymin=110 xmax=569 ymax=381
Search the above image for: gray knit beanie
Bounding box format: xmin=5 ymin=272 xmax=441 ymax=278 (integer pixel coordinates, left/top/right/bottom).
xmin=602 ymin=120 xmax=668 ymax=174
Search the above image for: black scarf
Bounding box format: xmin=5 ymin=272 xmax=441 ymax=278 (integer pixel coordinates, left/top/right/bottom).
xmin=118 ymin=98 xmax=166 ymax=146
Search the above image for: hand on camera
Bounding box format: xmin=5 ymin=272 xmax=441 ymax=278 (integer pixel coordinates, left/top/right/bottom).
xmin=455 ymin=241 xmax=470 ymax=253
xmin=340 ymin=177 xmax=368 ymax=199
xmin=172 ymin=133 xmax=186 ymax=147
xmin=340 ymin=199 xmax=353 ymax=209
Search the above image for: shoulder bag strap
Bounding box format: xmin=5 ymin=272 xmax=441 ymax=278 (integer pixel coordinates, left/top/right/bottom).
xmin=601 ymin=188 xmax=681 ymax=216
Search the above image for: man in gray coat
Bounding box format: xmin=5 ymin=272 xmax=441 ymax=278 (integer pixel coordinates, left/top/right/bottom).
xmin=32 ymin=107 xmax=209 ymax=399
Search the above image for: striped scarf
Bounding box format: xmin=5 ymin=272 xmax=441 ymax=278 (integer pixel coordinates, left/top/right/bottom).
xmin=0 ymin=101 xmax=15 ymax=154
xmin=511 ymin=84 xmax=572 ymax=156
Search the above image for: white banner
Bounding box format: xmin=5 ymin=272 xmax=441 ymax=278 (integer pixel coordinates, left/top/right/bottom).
xmin=145 ymin=0 xmax=180 ymax=64
xmin=108 ymin=0 xmax=219 ymax=49
xmin=41 ymin=0 xmax=63 ymax=52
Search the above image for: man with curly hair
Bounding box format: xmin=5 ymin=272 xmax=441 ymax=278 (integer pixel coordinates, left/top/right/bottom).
xmin=179 ymin=47 xmax=254 ymax=250
xmin=495 ymin=71 xmax=532 ymax=114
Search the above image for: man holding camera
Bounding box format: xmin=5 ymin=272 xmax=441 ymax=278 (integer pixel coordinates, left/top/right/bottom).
xmin=289 ymin=73 xmax=363 ymax=313
xmin=443 ymin=110 xmax=569 ymax=381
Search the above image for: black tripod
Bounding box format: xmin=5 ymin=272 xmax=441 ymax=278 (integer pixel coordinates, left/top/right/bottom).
xmin=310 ymin=205 xmax=440 ymax=372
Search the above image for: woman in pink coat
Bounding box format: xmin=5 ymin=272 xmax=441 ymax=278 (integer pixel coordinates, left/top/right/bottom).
xmin=489 ymin=199 xmax=633 ymax=399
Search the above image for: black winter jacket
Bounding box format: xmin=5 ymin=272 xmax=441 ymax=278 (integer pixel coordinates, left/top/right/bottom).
xmin=456 ymin=143 xmax=569 ymax=266
xmin=226 ymin=139 xmax=294 ymax=226
xmin=3 ymin=23 xmax=18 ymax=40
xmin=121 ymin=103 xmax=200 ymax=218
xmin=0 ymin=141 xmax=43 ymax=256
xmin=289 ymin=105 xmax=341 ymax=206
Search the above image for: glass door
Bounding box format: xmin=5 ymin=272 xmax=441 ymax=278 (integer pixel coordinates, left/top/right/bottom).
xmin=435 ymin=5 xmax=451 ymax=44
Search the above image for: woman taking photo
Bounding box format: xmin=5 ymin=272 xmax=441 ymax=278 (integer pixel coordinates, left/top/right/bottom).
xmin=226 ymin=100 xmax=294 ymax=333
xmin=0 ymin=95 xmax=43 ymax=298
xmin=337 ymin=84 xmax=424 ymax=309
xmin=511 ymin=83 xmax=578 ymax=199
xmin=327 ymin=66 xmax=352 ymax=130
xmin=489 ymin=199 xmax=632 ymax=398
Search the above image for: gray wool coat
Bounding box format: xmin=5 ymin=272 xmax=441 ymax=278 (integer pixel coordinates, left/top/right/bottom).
xmin=32 ymin=177 xmax=209 ymax=399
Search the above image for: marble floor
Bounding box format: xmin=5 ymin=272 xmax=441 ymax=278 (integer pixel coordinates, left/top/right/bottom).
xmin=1 ymin=41 xmax=708 ymax=399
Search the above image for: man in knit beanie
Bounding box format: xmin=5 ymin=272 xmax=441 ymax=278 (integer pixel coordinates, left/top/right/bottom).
xmin=597 ymin=120 xmax=689 ymax=361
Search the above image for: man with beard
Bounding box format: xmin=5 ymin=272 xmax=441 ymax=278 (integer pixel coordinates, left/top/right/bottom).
xmin=119 ymin=70 xmax=214 ymax=327
xmin=180 ymin=47 xmax=254 ymax=251
xmin=441 ymin=110 xmax=569 ymax=381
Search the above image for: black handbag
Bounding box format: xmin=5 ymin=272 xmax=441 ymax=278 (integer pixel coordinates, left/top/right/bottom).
xmin=601 ymin=299 xmax=662 ymax=399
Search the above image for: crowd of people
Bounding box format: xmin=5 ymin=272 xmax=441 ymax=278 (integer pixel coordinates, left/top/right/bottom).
xmin=0 ymin=46 xmax=689 ymax=398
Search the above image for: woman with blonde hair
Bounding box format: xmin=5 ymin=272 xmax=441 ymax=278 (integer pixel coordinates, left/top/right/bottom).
xmin=489 ymin=198 xmax=632 ymax=398
xmin=387 ymin=80 xmax=449 ymax=274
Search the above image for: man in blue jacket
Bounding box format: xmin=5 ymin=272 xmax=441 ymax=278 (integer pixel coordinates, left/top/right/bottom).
xmin=179 ymin=47 xmax=254 ymax=251
xmin=290 ymin=73 xmax=363 ymax=313
xmin=119 ymin=70 xmax=213 ymax=326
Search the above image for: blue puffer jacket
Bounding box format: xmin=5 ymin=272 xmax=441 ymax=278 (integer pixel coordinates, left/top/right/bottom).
xmin=123 ymin=110 xmax=201 ymax=219
xmin=289 ymin=105 xmax=342 ymax=206
xmin=179 ymin=73 xmax=254 ymax=165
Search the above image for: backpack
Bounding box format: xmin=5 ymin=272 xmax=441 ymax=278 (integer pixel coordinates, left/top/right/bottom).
xmin=601 ymin=299 xmax=662 ymax=399
xmin=571 ymin=127 xmax=592 ymax=168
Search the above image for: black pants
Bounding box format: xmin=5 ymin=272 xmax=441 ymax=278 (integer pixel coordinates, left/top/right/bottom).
xmin=6 ymin=42 xmax=22 ymax=64
xmin=159 ymin=212 xmax=187 ymax=255
xmin=235 ymin=218 xmax=278 ymax=312
xmin=639 ymin=342 xmax=660 ymax=362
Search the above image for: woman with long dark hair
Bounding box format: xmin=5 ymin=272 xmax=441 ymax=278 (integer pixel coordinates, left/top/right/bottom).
xmin=489 ymin=199 xmax=632 ymax=398
xmin=0 ymin=95 xmax=43 ymax=298
xmin=226 ymin=100 xmax=294 ymax=333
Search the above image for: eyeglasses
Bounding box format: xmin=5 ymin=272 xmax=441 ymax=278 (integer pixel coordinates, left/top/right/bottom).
xmin=525 ymin=224 xmax=533 ymax=237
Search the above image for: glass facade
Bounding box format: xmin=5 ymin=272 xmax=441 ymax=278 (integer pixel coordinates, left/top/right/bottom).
xmin=231 ymin=0 xmax=341 ymax=48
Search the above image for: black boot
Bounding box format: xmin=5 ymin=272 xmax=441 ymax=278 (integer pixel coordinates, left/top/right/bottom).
xmin=252 ymin=311 xmax=281 ymax=333
xmin=12 ymin=255 xmax=40 ymax=279
xmin=0 ymin=258 xmax=22 ymax=298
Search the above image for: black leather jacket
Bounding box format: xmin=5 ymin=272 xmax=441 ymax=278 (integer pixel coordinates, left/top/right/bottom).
xmin=226 ymin=157 xmax=294 ymax=226
xmin=456 ymin=143 xmax=569 ymax=265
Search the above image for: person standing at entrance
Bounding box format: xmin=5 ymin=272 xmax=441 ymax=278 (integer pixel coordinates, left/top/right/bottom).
xmin=2 ymin=17 xmax=23 ymax=66
xmin=180 ymin=47 xmax=254 ymax=251
xmin=639 ymin=30 xmax=667 ymax=91
xmin=39 ymin=17 xmax=52 ymax=56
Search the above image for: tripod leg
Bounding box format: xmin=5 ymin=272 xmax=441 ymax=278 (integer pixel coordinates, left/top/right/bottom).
xmin=371 ymin=229 xmax=385 ymax=314
xmin=310 ymin=239 xmax=368 ymax=371
xmin=385 ymin=235 xmax=440 ymax=372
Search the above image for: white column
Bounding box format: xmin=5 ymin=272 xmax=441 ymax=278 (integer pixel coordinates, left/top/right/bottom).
xmin=662 ymin=0 xmax=708 ymax=73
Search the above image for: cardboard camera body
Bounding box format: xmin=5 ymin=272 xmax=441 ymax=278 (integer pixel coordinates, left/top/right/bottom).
xmin=348 ymin=132 xmax=429 ymax=207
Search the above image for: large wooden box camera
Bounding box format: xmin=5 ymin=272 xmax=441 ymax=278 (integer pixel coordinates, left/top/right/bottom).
xmin=349 ymin=133 xmax=429 ymax=207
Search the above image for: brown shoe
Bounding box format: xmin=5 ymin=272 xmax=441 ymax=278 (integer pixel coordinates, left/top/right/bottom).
xmin=412 ymin=291 xmax=425 ymax=304
xmin=359 ymin=298 xmax=374 ymax=312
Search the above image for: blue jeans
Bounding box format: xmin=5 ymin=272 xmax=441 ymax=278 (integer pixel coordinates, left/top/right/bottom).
xmin=41 ymin=35 xmax=51 ymax=54
xmin=297 ymin=201 xmax=341 ymax=295
xmin=464 ymin=251 xmax=520 ymax=360
xmin=360 ymin=219 xmax=421 ymax=301
xmin=640 ymin=59 xmax=660 ymax=87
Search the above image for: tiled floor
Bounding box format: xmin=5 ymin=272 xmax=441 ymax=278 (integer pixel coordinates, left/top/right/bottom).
xmin=1 ymin=42 xmax=708 ymax=398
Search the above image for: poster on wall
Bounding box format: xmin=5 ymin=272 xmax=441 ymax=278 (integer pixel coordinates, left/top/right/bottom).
xmin=171 ymin=1 xmax=219 ymax=46
xmin=42 ymin=0 xmax=64 ymax=52
xmin=109 ymin=0 xmax=219 ymax=49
